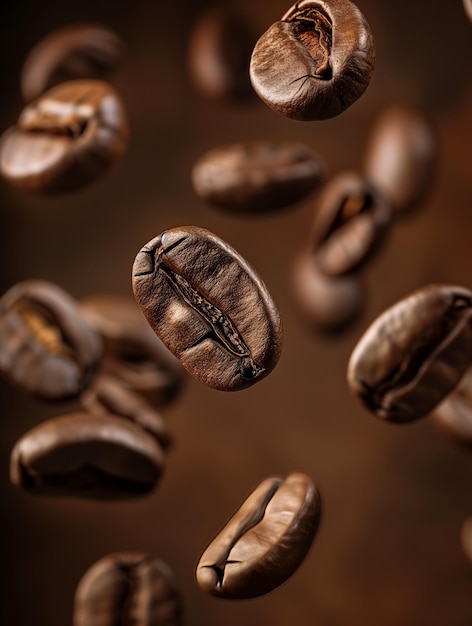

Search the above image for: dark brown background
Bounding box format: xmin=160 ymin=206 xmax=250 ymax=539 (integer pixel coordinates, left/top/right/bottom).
xmin=1 ymin=1 xmax=472 ymax=624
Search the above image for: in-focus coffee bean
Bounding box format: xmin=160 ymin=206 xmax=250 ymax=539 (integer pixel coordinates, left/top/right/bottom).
xmin=132 ymin=226 xmax=283 ymax=391
xmin=74 ymin=552 xmax=181 ymax=626
xmin=363 ymin=104 xmax=438 ymax=215
xmin=10 ymin=412 xmax=164 ymax=499
xmin=432 ymin=368 xmax=472 ymax=450
xmin=80 ymin=294 xmax=184 ymax=407
xmin=310 ymin=172 xmax=391 ymax=276
xmin=196 ymin=472 xmax=320 ymax=599
xmin=0 ymin=280 xmax=102 ymax=400
xmin=250 ymin=0 xmax=375 ymax=121
xmin=187 ymin=8 xmax=255 ymax=102
xmin=347 ymin=285 xmax=472 ymax=423
xmin=461 ymin=517 xmax=472 ymax=563
xmin=191 ymin=141 xmax=325 ymax=213
xmin=0 ymin=79 xmax=129 ymax=194
xmin=21 ymin=23 xmax=124 ymax=102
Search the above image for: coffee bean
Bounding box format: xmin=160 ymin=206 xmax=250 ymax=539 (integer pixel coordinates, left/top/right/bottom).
xmin=10 ymin=412 xmax=164 ymax=499
xmin=292 ymin=249 xmax=364 ymax=332
xmin=347 ymin=285 xmax=472 ymax=423
xmin=310 ymin=172 xmax=391 ymax=276
xmin=21 ymin=23 xmax=125 ymax=102
xmin=74 ymin=552 xmax=181 ymax=626
xmin=463 ymin=0 xmax=472 ymax=23
xmin=196 ymin=472 xmax=320 ymax=599
xmin=461 ymin=518 xmax=472 ymax=563
xmin=249 ymin=0 xmax=375 ymax=121
xmin=188 ymin=8 xmax=256 ymax=103
xmin=132 ymin=226 xmax=283 ymax=392
xmin=363 ymin=104 xmax=438 ymax=215
xmin=432 ymin=367 xmax=472 ymax=450
xmin=191 ymin=141 xmax=325 ymax=213
xmin=81 ymin=375 xmax=173 ymax=451
xmin=80 ymin=294 xmax=184 ymax=407
xmin=0 ymin=280 xmax=102 ymax=401
xmin=0 ymin=79 xmax=129 ymax=194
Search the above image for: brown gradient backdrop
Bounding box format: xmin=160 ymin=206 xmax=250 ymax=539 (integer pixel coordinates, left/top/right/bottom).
xmin=1 ymin=1 xmax=472 ymax=624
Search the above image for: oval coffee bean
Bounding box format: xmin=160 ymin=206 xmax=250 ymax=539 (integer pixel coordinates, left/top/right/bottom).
xmin=80 ymin=294 xmax=184 ymax=407
xmin=347 ymin=285 xmax=472 ymax=423
xmin=249 ymin=0 xmax=375 ymax=121
xmin=464 ymin=0 xmax=472 ymax=23
xmin=74 ymin=552 xmax=181 ymax=626
xmin=461 ymin=517 xmax=472 ymax=563
xmin=0 ymin=280 xmax=102 ymax=401
xmin=363 ymin=104 xmax=438 ymax=215
xmin=432 ymin=367 xmax=472 ymax=450
xmin=132 ymin=226 xmax=283 ymax=391
xmin=21 ymin=23 xmax=125 ymax=102
xmin=196 ymin=472 xmax=321 ymax=599
xmin=0 ymin=79 xmax=129 ymax=194
xmin=310 ymin=172 xmax=391 ymax=276
xmin=192 ymin=141 xmax=325 ymax=213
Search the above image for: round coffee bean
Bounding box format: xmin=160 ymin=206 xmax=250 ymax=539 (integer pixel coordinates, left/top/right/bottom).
xmin=0 ymin=79 xmax=129 ymax=194
xmin=132 ymin=226 xmax=283 ymax=392
xmin=10 ymin=412 xmax=164 ymax=499
xmin=463 ymin=0 xmax=472 ymax=23
xmin=432 ymin=367 xmax=472 ymax=450
xmin=0 ymin=280 xmax=102 ymax=401
xmin=21 ymin=23 xmax=125 ymax=102
xmin=74 ymin=552 xmax=181 ymax=626
xmin=347 ymin=285 xmax=472 ymax=423
xmin=192 ymin=141 xmax=325 ymax=213
xmin=249 ymin=0 xmax=375 ymax=121
xmin=196 ymin=472 xmax=321 ymax=599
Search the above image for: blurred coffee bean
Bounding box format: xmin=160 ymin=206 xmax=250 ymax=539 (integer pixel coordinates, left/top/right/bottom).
xmin=363 ymin=104 xmax=438 ymax=215
xmin=191 ymin=141 xmax=325 ymax=214
xmin=132 ymin=226 xmax=283 ymax=392
xmin=21 ymin=23 xmax=125 ymax=102
xmin=347 ymin=285 xmax=472 ymax=423
xmin=196 ymin=472 xmax=321 ymax=599
xmin=10 ymin=412 xmax=164 ymax=499
xmin=461 ymin=517 xmax=472 ymax=563
xmin=74 ymin=552 xmax=181 ymax=626
xmin=80 ymin=294 xmax=184 ymax=407
xmin=292 ymin=250 xmax=364 ymax=332
xmin=188 ymin=7 xmax=256 ymax=103
xmin=250 ymin=0 xmax=375 ymax=120
xmin=432 ymin=367 xmax=472 ymax=450
xmin=310 ymin=172 xmax=391 ymax=276
xmin=82 ymin=376 xmax=173 ymax=451
xmin=0 ymin=79 xmax=129 ymax=194
xmin=463 ymin=0 xmax=472 ymax=23
xmin=0 ymin=280 xmax=102 ymax=401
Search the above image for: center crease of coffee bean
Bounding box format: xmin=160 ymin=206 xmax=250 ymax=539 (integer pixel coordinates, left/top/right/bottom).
xmin=287 ymin=6 xmax=333 ymax=79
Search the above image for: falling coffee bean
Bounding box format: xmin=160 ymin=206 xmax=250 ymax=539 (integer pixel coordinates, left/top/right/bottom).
xmin=463 ymin=0 xmax=472 ymax=23
xmin=433 ymin=367 xmax=472 ymax=450
xmin=461 ymin=518 xmax=472 ymax=563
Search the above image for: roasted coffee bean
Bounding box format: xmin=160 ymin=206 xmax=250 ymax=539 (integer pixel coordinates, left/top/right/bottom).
xmin=292 ymin=249 xmax=364 ymax=332
xmin=80 ymin=294 xmax=184 ymax=407
xmin=310 ymin=172 xmax=391 ymax=276
xmin=0 ymin=79 xmax=129 ymax=194
xmin=196 ymin=472 xmax=320 ymax=599
xmin=21 ymin=23 xmax=124 ymax=102
xmin=461 ymin=518 xmax=472 ymax=563
xmin=81 ymin=376 xmax=173 ymax=450
xmin=0 ymin=280 xmax=102 ymax=401
xmin=463 ymin=0 xmax=472 ymax=23
xmin=191 ymin=141 xmax=325 ymax=213
xmin=187 ymin=8 xmax=255 ymax=102
xmin=363 ymin=104 xmax=438 ymax=215
xmin=433 ymin=368 xmax=472 ymax=450
xmin=347 ymin=285 xmax=472 ymax=423
xmin=249 ymin=0 xmax=375 ymax=121
xmin=10 ymin=412 xmax=164 ymax=499
xmin=132 ymin=226 xmax=283 ymax=392
xmin=74 ymin=552 xmax=181 ymax=626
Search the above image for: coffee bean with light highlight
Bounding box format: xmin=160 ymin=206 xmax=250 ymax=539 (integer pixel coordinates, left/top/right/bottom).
xmin=433 ymin=368 xmax=472 ymax=450
xmin=0 ymin=79 xmax=129 ymax=194
xmin=192 ymin=141 xmax=325 ymax=213
xmin=250 ymin=0 xmax=375 ymax=121
xmin=21 ymin=23 xmax=125 ymax=102
xmin=461 ymin=518 xmax=472 ymax=563
xmin=196 ymin=472 xmax=320 ymax=599
xmin=310 ymin=172 xmax=391 ymax=276
xmin=74 ymin=552 xmax=181 ymax=626
xmin=132 ymin=226 xmax=283 ymax=392
xmin=463 ymin=0 xmax=472 ymax=23
xmin=0 ymin=280 xmax=102 ymax=401
xmin=363 ymin=104 xmax=438 ymax=215
xmin=10 ymin=412 xmax=164 ymax=499
xmin=347 ymin=285 xmax=472 ymax=423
